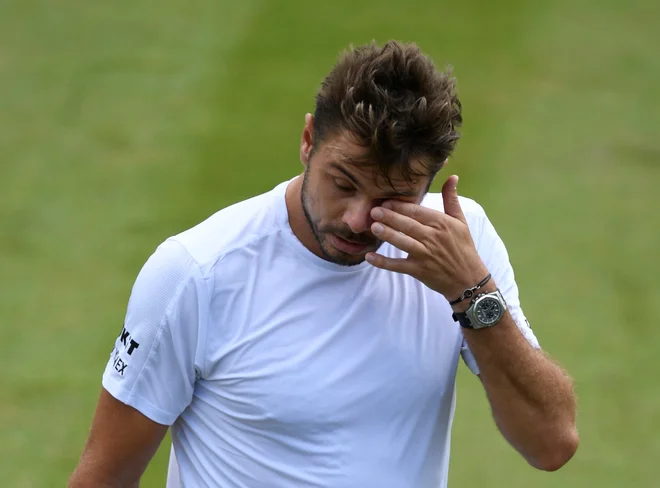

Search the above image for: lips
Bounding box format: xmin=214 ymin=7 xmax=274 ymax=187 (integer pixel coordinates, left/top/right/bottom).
xmin=331 ymin=234 xmax=371 ymax=254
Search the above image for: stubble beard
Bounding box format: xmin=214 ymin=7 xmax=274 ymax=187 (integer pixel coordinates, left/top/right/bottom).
xmin=300 ymin=168 xmax=368 ymax=267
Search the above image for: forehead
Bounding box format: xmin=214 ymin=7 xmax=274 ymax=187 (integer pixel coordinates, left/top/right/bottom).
xmin=318 ymin=133 xmax=431 ymax=192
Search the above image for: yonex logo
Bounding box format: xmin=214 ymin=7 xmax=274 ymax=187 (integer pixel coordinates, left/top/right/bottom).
xmin=111 ymin=326 xmax=141 ymax=376
xmin=111 ymin=348 xmax=127 ymax=376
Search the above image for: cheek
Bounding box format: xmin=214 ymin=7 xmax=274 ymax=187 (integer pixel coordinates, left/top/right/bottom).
xmin=313 ymin=197 xmax=347 ymax=230
xmin=318 ymin=200 xmax=343 ymax=223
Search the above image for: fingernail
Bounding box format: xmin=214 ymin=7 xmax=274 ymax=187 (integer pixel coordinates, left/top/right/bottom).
xmin=382 ymin=201 xmax=393 ymax=209
xmin=371 ymin=208 xmax=383 ymax=219
xmin=372 ymin=223 xmax=384 ymax=234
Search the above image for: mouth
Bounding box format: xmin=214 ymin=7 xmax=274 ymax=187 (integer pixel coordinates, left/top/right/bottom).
xmin=330 ymin=234 xmax=372 ymax=255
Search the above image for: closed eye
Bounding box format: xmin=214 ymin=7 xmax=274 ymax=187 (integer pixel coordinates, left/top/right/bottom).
xmin=335 ymin=180 xmax=355 ymax=192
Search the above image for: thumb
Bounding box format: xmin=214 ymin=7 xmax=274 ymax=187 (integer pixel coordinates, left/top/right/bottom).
xmin=442 ymin=175 xmax=467 ymax=223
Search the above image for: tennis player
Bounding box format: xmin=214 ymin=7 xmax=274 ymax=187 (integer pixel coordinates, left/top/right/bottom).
xmin=69 ymin=40 xmax=578 ymax=488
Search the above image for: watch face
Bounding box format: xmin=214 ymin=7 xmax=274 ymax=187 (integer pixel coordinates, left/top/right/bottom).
xmin=475 ymin=296 xmax=504 ymax=325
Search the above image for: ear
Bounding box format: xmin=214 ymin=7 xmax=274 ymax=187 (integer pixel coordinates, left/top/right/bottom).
xmin=300 ymin=113 xmax=314 ymax=168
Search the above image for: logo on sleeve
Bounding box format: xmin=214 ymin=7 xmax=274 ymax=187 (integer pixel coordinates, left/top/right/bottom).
xmin=119 ymin=327 xmax=140 ymax=355
xmin=111 ymin=347 xmax=127 ymax=375
xmin=110 ymin=326 xmax=141 ymax=376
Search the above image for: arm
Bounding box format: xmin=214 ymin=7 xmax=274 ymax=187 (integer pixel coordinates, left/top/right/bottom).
xmin=365 ymin=174 xmax=579 ymax=471
xmin=69 ymin=389 xmax=168 ymax=487
xmin=70 ymin=238 xmax=207 ymax=486
xmin=454 ymin=281 xmax=578 ymax=471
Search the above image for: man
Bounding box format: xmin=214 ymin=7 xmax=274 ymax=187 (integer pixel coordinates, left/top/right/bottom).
xmin=69 ymin=41 xmax=578 ymax=487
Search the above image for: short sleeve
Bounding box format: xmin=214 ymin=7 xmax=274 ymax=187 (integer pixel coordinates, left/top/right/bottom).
xmin=102 ymin=238 xmax=208 ymax=425
xmin=461 ymin=208 xmax=541 ymax=376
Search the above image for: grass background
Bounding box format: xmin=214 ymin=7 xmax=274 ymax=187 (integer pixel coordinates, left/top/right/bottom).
xmin=1 ymin=0 xmax=658 ymax=486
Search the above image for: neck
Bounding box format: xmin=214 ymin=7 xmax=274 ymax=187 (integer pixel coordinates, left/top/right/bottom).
xmin=285 ymin=175 xmax=325 ymax=258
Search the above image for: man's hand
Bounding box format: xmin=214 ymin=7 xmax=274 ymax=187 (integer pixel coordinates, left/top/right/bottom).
xmin=366 ymin=174 xmax=487 ymax=300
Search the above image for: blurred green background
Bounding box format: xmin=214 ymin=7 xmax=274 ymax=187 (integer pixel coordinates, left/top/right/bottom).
xmin=1 ymin=0 xmax=659 ymax=486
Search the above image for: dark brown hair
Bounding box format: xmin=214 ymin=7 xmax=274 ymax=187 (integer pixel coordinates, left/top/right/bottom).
xmin=313 ymin=40 xmax=462 ymax=185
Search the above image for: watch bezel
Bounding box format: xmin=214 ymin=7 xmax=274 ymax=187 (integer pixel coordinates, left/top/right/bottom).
xmin=465 ymin=290 xmax=507 ymax=329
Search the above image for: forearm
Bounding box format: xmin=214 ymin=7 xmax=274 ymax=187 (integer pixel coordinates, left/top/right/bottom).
xmin=69 ymin=472 xmax=138 ymax=488
xmin=69 ymin=473 xmax=140 ymax=488
xmin=458 ymin=287 xmax=579 ymax=470
xmin=365 ymin=189 xmax=579 ymax=469
xmin=69 ymin=457 xmax=142 ymax=488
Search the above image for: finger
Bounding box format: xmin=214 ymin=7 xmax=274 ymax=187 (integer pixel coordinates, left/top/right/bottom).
xmin=365 ymin=252 xmax=416 ymax=275
xmin=441 ymin=175 xmax=467 ymax=224
xmin=380 ymin=200 xmax=441 ymax=226
xmin=371 ymin=207 xmax=429 ymax=241
xmin=371 ymin=222 xmax=426 ymax=255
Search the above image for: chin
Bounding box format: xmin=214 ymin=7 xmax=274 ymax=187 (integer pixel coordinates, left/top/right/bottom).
xmin=320 ymin=245 xmax=367 ymax=267
xmin=335 ymin=257 xmax=366 ymax=267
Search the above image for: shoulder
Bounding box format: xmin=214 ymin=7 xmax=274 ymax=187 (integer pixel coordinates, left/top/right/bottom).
xmin=158 ymin=181 xmax=289 ymax=276
xmin=124 ymin=181 xmax=290 ymax=333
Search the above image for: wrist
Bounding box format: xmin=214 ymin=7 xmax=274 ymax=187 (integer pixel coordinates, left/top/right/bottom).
xmin=448 ymin=267 xmax=491 ymax=298
xmin=446 ymin=263 xmax=489 ymax=297
xmin=451 ymin=280 xmax=497 ymax=313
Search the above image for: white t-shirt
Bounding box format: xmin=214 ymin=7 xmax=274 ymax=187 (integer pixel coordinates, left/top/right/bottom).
xmin=102 ymin=178 xmax=539 ymax=488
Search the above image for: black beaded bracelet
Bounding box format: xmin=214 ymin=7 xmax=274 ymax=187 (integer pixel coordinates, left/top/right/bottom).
xmin=448 ymin=273 xmax=492 ymax=305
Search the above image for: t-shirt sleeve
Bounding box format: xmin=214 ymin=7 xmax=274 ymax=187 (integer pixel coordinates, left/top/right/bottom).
xmin=102 ymin=238 xmax=208 ymax=425
xmin=461 ymin=207 xmax=541 ymax=376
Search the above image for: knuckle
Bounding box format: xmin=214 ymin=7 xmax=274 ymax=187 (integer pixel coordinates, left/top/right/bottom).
xmin=413 ymin=241 xmax=427 ymax=256
xmin=404 ymin=235 xmax=416 ymax=250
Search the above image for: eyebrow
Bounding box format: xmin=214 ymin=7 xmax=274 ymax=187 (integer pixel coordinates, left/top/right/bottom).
xmin=329 ymin=162 xmax=418 ymax=198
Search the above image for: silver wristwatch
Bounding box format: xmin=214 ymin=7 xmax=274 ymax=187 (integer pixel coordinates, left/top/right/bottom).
xmin=452 ymin=289 xmax=507 ymax=330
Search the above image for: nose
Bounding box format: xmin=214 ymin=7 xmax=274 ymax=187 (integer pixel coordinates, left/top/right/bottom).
xmin=342 ymin=199 xmax=375 ymax=235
